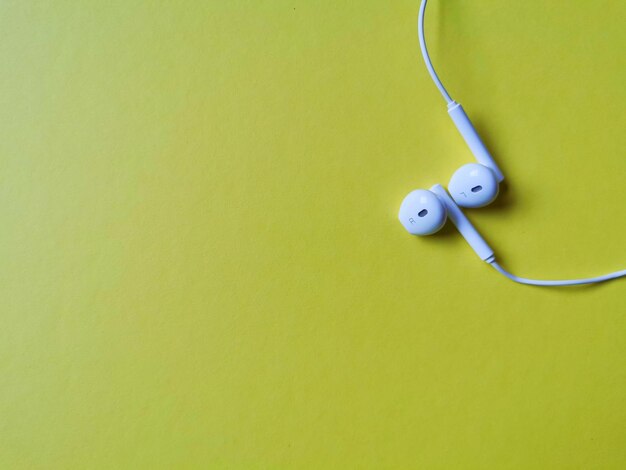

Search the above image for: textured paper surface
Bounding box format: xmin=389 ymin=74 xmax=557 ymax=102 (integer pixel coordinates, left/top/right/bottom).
xmin=1 ymin=1 xmax=625 ymax=468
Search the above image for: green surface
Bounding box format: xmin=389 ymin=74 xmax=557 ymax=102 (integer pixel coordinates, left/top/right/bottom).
xmin=1 ymin=1 xmax=625 ymax=468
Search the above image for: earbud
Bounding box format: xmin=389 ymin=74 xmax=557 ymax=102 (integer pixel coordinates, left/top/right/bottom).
xmin=448 ymin=102 xmax=504 ymax=182
xmin=448 ymin=162 xmax=499 ymax=208
xmin=445 ymin=100 xmax=504 ymax=208
xmin=399 ymin=184 xmax=495 ymax=262
xmin=398 ymin=189 xmax=447 ymax=235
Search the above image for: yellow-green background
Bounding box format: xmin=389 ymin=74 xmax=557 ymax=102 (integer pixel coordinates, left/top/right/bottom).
xmin=1 ymin=1 xmax=625 ymax=468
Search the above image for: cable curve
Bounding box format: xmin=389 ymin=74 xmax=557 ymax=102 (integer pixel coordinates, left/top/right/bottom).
xmin=418 ymin=0 xmax=453 ymax=104
xmin=490 ymin=261 xmax=626 ymax=286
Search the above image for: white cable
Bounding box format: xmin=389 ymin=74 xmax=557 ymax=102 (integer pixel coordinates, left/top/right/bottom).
xmin=490 ymin=261 xmax=626 ymax=286
xmin=418 ymin=0 xmax=453 ymax=104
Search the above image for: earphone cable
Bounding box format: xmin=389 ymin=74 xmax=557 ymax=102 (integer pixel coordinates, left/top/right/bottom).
xmin=490 ymin=261 xmax=626 ymax=286
xmin=418 ymin=0 xmax=453 ymax=104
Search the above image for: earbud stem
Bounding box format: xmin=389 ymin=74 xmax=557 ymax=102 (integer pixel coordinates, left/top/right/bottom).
xmin=430 ymin=184 xmax=495 ymax=262
xmin=447 ymin=102 xmax=504 ymax=182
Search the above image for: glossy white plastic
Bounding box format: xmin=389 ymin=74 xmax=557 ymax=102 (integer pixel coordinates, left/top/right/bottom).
xmin=430 ymin=184 xmax=495 ymax=262
xmin=398 ymin=189 xmax=447 ymax=235
xmin=447 ymin=102 xmax=504 ymax=182
xmin=448 ymin=163 xmax=499 ymax=208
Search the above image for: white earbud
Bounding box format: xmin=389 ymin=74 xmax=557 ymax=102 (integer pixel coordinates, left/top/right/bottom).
xmin=398 ymin=189 xmax=447 ymax=235
xmin=446 ymin=101 xmax=503 ymax=208
xmin=447 ymin=102 xmax=504 ymax=183
xmin=448 ymin=162 xmax=499 ymax=208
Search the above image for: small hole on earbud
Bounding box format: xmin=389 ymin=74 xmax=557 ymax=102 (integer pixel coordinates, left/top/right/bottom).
xmin=471 ymin=185 xmax=483 ymax=193
xmin=418 ymin=209 xmax=428 ymax=217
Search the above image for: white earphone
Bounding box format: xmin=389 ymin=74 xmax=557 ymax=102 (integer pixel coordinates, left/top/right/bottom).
xmin=398 ymin=0 xmax=626 ymax=286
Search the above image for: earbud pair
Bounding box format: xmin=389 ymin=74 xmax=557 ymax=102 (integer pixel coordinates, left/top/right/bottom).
xmin=399 ymin=160 xmax=499 ymax=236
xmin=401 ymin=0 xmax=626 ymax=286
xmin=398 ymin=101 xmax=503 ymax=261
